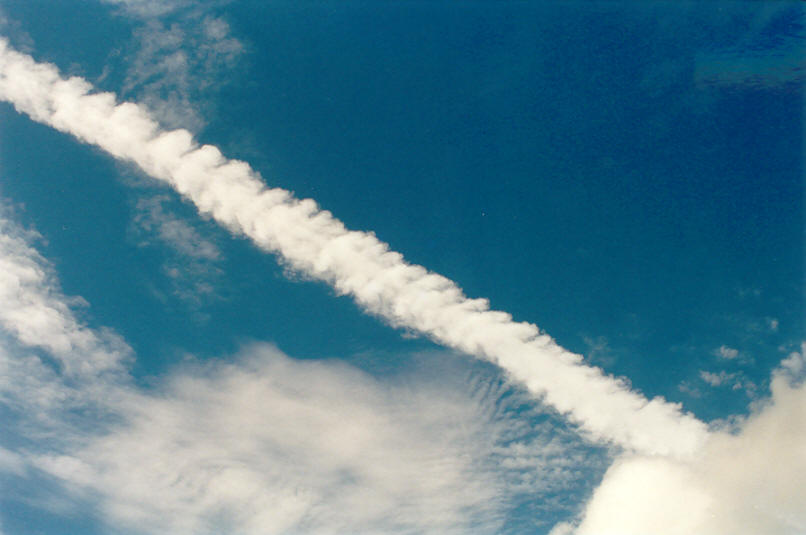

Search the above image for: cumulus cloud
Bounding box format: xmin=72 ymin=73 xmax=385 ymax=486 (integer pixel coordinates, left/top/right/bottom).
xmin=0 ymin=38 xmax=707 ymax=458
xmin=554 ymin=344 xmax=806 ymax=535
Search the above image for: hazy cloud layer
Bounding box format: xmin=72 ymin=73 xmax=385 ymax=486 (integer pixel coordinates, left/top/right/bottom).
xmin=0 ymin=207 xmax=600 ymax=534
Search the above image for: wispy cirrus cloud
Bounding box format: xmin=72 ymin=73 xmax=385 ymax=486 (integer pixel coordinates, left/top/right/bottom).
xmin=133 ymin=195 xmax=220 ymax=261
xmin=0 ymin=39 xmax=707 ymax=459
xmin=700 ymin=369 xmax=737 ymax=387
xmin=131 ymin=194 xmax=223 ymax=311
xmin=0 ymin=204 xmax=131 ymax=379
xmin=0 ymin=203 xmax=132 ymax=460
xmin=33 ymin=346 xmax=600 ymax=535
xmin=0 ymin=206 xmax=601 ymax=534
xmin=103 ymin=0 xmax=244 ymax=131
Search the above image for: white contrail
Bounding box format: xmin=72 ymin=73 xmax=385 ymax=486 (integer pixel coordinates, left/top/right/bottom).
xmin=0 ymin=39 xmax=708 ymax=457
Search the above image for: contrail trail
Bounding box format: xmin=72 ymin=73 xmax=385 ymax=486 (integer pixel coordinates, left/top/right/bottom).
xmin=0 ymin=39 xmax=708 ymax=458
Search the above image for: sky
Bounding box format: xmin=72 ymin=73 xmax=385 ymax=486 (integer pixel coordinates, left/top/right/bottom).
xmin=0 ymin=1 xmax=804 ymax=534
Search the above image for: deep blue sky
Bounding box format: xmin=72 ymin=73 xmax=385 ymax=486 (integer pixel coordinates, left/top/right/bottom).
xmin=0 ymin=2 xmax=803 ymax=533
xmin=3 ymin=0 xmax=801 ymax=404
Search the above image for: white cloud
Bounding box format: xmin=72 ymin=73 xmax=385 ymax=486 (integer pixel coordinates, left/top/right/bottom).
xmin=699 ymin=370 xmax=735 ymax=387
xmin=32 ymin=345 xmax=600 ymax=535
xmin=715 ymin=345 xmax=739 ymax=360
xmin=699 ymin=370 xmax=756 ymax=395
xmin=0 ymin=206 xmax=133 ymax=451
xmin=108 ymin=1 xmax=244 ymax=131
xmin=134 ymin=195 xmax=219 ymax=260
xmin=0 ymin=39 xmax=707 ymax=458
xmin=556 ymin=345 xmax=806 ymax=535
xmin=0 ymin=6 xmax=33 ymax=54
xmin=0 ymin=206 xmax=131 ymax=378
xmin=0 ymin=446 xmax=25 ymax=476
xmin=0 ymin=207 xmax=599 ymax=534
xmin=102 ymin=0 xmax=191 ymax=18
xmin=131 ymin=194 xmax=222 ymax=310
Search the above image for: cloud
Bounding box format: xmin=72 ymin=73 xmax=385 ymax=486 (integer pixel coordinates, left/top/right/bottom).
xmin=699 ymin=369 xmax=736 ymax=387
xmin=692 ymin=4 xmax=806 ymax=90
xmin=0 ymin=207 xmax=601 ymax=533
xmin=32 ymin=345 xmax=601 ymax=535
xmin=715 ymin=345 xmax=739 ymax=360
xmin=134 ymin=195 xmax=220 ymax=260
xmin=0 ymin=39 xmax=709 ymax=458
xmin=0 ymin=205 xmax=131 ymax=378
xmin=698 ymin=370 xmax=756 ymax=396
xmin=105 ymin=0 xmax=244 ymax=131
xmin=0 ymin=446 xmax=25 ymax=477
xmin=555 ymin=344 xmax=806 ymax=535
xmin=131 ymin=194 xmax=223 ymax=310
xmin=102 ymin=0 xmax=192 ymax=18
xmin=0 ymin=204 xmax=133 ymax=453
xmin=0 ymin=6 xmax=33 ymax=54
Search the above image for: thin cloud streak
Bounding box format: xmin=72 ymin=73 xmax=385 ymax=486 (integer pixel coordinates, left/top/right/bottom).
xmin=0 ymin=39 xmax=707 ymax=457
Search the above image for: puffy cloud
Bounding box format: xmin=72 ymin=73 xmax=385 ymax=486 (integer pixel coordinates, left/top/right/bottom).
xmin=698 ymin=370 xmax=755 ymax=396
xmin=556 ymin=345 xmax=806 ymax=535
